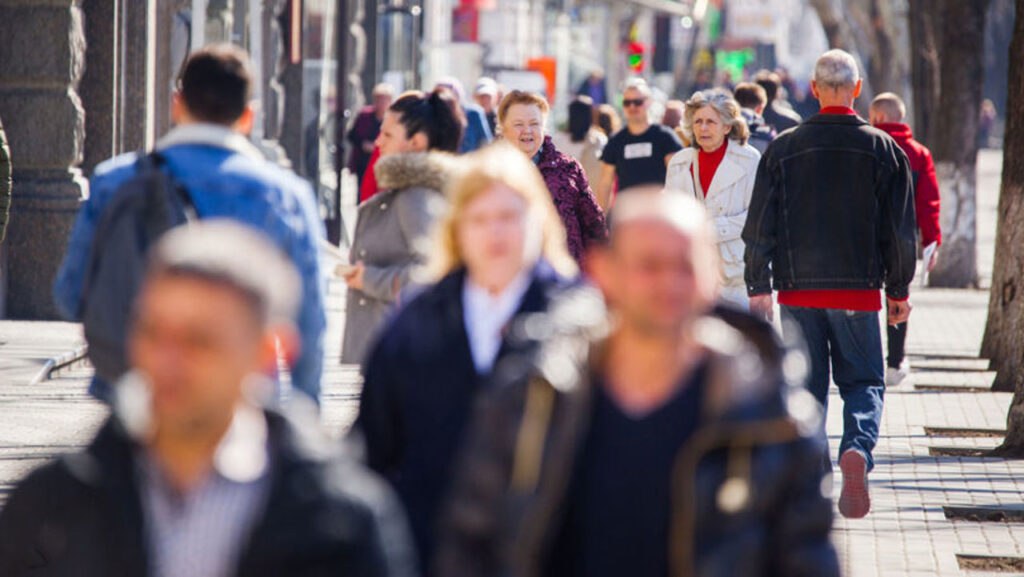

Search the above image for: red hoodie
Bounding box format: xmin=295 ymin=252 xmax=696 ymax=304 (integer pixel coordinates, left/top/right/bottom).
xmin=874 ymin=122 xmax=942 ymax=248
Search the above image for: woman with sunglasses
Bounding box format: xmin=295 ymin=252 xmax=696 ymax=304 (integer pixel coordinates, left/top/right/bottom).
xmin=593 ymin=78 xmax=683 ymax=210
xmin=665 ymin=88 xmax=761 ymax=310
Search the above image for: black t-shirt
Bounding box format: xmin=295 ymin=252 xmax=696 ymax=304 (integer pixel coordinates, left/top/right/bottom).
xmin=600 ymin=125 xmax=683 ymax=190
xmin=544 ymin=363 xmax=706 ymax=577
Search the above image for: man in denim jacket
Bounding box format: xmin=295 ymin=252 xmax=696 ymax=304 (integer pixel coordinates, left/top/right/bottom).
xmin=54 ymin=44 xmax=325 ymax=405
xmin=743 ymin=49 xmax=916 ymax=519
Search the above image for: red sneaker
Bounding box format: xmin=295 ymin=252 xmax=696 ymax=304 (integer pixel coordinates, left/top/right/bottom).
xmin=838 ymin=450 xmax=871 ymax=518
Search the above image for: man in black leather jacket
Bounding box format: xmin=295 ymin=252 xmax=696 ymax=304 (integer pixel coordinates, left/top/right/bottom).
xmin=436 ymin=190 xmax=838 ymax=577
xmin=742 ymin=49 xmax=916 ymax=519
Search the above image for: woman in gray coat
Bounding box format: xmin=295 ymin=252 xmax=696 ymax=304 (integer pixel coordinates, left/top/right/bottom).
xmin=340 ymin=89 xmax=465 ymax=364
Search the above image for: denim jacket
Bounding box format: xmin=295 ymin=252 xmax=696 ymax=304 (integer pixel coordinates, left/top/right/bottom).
xmin=741 ymin=114 xmax=917 ymax=300
xmin=53 ymin=124 xmax=326 ymax=402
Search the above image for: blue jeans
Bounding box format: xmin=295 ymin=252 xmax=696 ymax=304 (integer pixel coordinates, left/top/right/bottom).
xmin=781 ymin=306 xmax=885 ymax=471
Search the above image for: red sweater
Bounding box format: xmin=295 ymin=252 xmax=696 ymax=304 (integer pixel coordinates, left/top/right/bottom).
xmin=690 ymin=142 xmax=728 ymax=196
xmin=874 ymin=122 xmax=942 ymax=247
xmin=777 ymin=106 xmax=905 ymax=311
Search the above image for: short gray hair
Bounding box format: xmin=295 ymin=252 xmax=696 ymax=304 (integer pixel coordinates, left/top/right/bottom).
xmin=682 ymin=89 xmax=750 ymax=146
xmin=622 ymin=77 xmax=652 ymax=99
xmin=813 ymin=49 xmax=860 ymax=89
xmin=145 ymin=220 xmax=301 ymax=327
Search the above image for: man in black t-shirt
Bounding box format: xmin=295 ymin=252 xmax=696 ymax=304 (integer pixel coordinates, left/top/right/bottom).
xmin=594 ymin=79 xmax=683 ymax=209
xmin=438 ymin=190 xmax=838 ymax=577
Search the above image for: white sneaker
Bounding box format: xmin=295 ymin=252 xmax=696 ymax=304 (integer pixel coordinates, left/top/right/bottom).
xmin=885 ymin=360 xmax=910 ymax=387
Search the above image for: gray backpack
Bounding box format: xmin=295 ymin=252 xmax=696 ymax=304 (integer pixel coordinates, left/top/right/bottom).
xmin=79 ymin=152 xmax=196 ymax=383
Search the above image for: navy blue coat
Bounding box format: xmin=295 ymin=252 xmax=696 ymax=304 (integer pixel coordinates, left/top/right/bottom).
xmin=352 ymin=264 xmax=572 ymax=573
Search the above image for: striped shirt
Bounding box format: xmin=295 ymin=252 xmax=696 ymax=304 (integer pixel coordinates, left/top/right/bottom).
xmin=138 ymin=406 xmax=272 ymax=577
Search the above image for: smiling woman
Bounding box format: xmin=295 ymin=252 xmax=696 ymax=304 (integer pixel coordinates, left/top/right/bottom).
xmin=497 ymin=90 xmax=607 ymax=264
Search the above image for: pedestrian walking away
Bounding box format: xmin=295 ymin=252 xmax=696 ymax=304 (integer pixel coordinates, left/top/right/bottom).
xmin=870 ymin=92 xmax=943 ymax=387
xmin=437 ymin=189 xmax=838 ymax=577
xmin=2 ymin=222 xmax=416 ymax=577
xmin=755 ymin=70 xmax=803 ymax=133
xmin=550 ymin=95 xmax=608 ymax=188
xmin=594 ymin=78 xmax=683 ymax=210
xmin=497 ymin=90 xmax=607 ymax=264
xmin=742 ymin=49 xmax=917 ymax=519
xmin=53 ymin=44 xmax=326 ymax=405
xmin=733 ymin=82 xmax=777 ymax=154
xmin=352 ymin=143 xmax=580 ymax=573
xmin=340 ymin=88 xmax=464 ymax=366
xmin=666 ymin=88 xmax=761 ymax=310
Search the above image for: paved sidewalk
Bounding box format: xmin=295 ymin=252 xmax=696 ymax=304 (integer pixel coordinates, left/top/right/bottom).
xmin=831 ymin=150 xmax=1023 ymax=577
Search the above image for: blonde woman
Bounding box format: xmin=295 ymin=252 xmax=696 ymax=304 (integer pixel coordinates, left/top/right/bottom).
xmin=351 ymin=142 xmax=578 ymax=573
xmin=665 ymin=89 xmax=760 ymax=309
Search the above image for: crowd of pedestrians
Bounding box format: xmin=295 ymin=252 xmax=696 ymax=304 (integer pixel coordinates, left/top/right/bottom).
xmin=0 ymin=43 xmax=943 ymax=576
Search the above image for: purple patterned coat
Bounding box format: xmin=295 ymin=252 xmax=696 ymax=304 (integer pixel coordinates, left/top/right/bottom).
xmin=536 ymin=136 xmax=608 ymax=263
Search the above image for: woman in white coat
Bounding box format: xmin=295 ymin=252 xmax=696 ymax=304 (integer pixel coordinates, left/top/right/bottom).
xmin=665 ymin=89 xmax=760 ymax=309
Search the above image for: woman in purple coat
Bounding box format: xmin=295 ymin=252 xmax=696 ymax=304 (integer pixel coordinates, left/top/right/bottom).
xmin=497 ymin=90 xmax=607 ymax=263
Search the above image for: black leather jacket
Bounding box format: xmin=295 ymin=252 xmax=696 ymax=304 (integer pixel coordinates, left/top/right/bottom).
xmin=742 ymin=113 xmax=916 ymax=299
xmin=435 ymin=304 xmax=839 ymax=577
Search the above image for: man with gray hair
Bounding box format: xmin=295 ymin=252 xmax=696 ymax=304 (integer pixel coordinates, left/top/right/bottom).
xmin=1 ymin=221 xmax=416 ymax=577
xmin=742 ymin=49 xmax=917 ymax=518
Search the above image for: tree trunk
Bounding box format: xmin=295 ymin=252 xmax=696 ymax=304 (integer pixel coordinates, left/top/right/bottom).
xmin=867 ymin=0 xmax=900 ymax=94
xmin=810 ymin=0 xmax=904 ymax=114
xmin=908 ymin=0 xmax=941 ymax=147
xmin=927 ymin=0 xmax=989 ymax=288
xmin=809 ymin=0 xmax=856 ymax=51
xmin=984 ymin=0 xmax=1024 ymax=417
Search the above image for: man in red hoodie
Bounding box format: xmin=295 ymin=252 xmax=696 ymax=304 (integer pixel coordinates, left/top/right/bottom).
xmin=870 ymin=93 xmax=942 ymax=387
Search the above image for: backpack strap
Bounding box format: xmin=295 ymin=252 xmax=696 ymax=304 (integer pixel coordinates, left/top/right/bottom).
xmin=144 ymin=150 xmax=199 ymax=221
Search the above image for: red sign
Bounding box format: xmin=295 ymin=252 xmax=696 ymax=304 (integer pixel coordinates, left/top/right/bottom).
xmin=460 ymin=0 xmax=496 ymax=9
xmin=452 ymin=7 xmax=479 ymax=42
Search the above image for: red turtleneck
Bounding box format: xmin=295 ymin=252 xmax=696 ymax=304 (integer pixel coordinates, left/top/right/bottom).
xmin=690 ymin=142 xmax=728 ymax=197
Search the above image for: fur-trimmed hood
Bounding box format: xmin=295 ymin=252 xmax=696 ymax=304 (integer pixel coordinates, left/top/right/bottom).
xmin=374 ymin=152 xmax=456 ymax=193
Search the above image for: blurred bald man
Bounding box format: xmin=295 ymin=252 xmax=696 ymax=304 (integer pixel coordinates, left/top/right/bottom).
xmin=438 ymin=189 xmax=838 ymax=577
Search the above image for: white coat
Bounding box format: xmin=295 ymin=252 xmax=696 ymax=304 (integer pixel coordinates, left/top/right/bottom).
xmin=665 ymin=139 xmax=761 ymax=309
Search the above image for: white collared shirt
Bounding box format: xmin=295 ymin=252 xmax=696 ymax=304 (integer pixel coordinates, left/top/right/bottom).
xmin=462 ymin=271 xmax=533 ymax=374
xmin=138 ymin=404 xmax=272 ymax=577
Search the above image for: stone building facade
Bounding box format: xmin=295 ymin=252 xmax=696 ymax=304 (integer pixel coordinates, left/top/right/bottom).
xmin=0 ymin=0 xmax=339 ymax=320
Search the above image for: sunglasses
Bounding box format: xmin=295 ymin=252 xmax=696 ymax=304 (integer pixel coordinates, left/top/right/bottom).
xmin=623 ymin=98 xmax=647 ymax=107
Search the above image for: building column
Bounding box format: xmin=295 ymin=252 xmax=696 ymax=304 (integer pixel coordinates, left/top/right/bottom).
xmin=80 ymin=0 xmax=119 ymax=176
xmin=0 ymin=0 xmax=88 ymax=319
xmin=278 ymin=0 xmax=305 ymax=175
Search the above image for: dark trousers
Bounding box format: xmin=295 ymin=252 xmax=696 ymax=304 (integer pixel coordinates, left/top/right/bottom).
xmin=781 ymin=306 xmax=885 ymax=471
xmin=886 ymin=321 xmax=908 ymax=369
